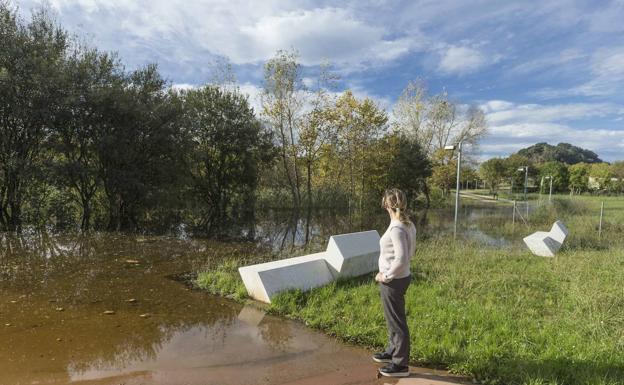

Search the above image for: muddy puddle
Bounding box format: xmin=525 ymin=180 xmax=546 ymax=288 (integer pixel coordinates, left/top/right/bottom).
xmin=0 ymin=233 xmax=465 ymax=385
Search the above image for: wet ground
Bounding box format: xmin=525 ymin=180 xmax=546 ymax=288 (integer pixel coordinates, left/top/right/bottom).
xmin=0 ymin=233 xmax=468 ymax=385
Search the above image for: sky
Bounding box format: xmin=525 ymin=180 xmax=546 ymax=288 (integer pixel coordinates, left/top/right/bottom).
xmin=15 ymin=0 xmax=624 ymax=162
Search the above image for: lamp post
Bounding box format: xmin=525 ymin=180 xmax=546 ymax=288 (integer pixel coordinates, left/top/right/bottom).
xmin=545 ymin=175 xmax=553 ymax=203
xmin=510 ymin=177 xmax=514 ymax=199
xmin=518 ymin=166 xmax=528 ymax=201
xmin=445 ymin=141 xmax=462 ymax=239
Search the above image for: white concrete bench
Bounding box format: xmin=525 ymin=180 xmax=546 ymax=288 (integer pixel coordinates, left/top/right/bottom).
xmin=238 ymin=230 xmax=380 ymax=303
xmin=523 ymin=220 xmax=568 ymax=257
xmin=325 ymin=230 xmax=381 ymax=279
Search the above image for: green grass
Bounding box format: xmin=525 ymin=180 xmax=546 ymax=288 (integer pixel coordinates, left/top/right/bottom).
xmin=196 ymin=196 xmax=624 ymax=385
xmin=195 ymin=258 xmax=249 ymax=300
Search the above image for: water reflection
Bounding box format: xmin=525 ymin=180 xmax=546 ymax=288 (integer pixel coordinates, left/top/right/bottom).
xmin=0 ymin=202 xmax=519 ymax=384
xmin=0 ymin=233 xmax=382 ymax=385
xmin=251 ymin=202 xmax=522 ymax=252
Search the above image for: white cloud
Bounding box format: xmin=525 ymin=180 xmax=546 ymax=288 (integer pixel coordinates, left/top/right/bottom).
xmin=509 ymin=49 xmax=586 ymax=76
xmin=28 ymin=1 xmax=414 ymax=71
xmin=534 ymin=47 xmax=624 ymax=98
xmin=485 ymin=103 xmax=623 ymax=125
xmin=481 ymin=100 xmax=515 ymax=113
xmin=231 ymin=7 xmax=412 ymax=66
xmin=438 ymin=45 xmax=488 ymax=75
xmin=171 ymin=83 xmax=196 ymax=91
xmin=236 ymin=82 xmax=264 ymax=114
xmin=480 ymin=100 xmax=624 ymax=161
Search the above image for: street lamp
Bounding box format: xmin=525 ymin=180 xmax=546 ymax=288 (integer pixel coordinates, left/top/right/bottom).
xmin=510 ymin=177 xmax=514 ymax=199
xmin=544 ymin=175 xmax=553 ymax=203
xmin=517 ymin=166 xmax=528 ymax=201
xmin=445 ymin=141 xmax=462 ymax=239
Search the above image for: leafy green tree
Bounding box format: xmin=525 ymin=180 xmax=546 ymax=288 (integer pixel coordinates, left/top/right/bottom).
xmin=429 ymin=150 xmax=456 ymax=197
xmin=503 ymin=154 xmax=531 ymax=193
xmin=52 ymin=47 xmax=120 ymax=230
xmin=367 ymin=132 xmax=431 ymax=207
xmin=330 ymin=91 xmax=388 ymax=213
xmin=568 ymin=163 xmax=590 ymax=195
xmin=538 ymin=161 xmax=569 ymax=193
xmin=588 ymin=163 xmax=613 ymax=191
xmin=182 ymin=86 xmax=274 ymax=234
xmin=460 ymin=167 xmax=479 ymax=189
xmin=0 ymin=5 xmax=69 ymax=231
xmin=479 ymin=158 xmax=506 ymax=192
xmin=611 ymin=161 xmax=624 ymax=194
xmin=95 ymin=65 xmax=186 ymax=231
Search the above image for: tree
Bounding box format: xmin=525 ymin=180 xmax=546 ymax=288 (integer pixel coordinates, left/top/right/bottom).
xmin=611 ymin=161 xmax=624 ymax=194
xmin=0 ymin=5 xmax=69 ymax=231
xmin=460 ymin=167 xmax=479 ymax=189
xmin=262 ymin=49 xmax=305 ymax=208
xmin=330 ymin=91 xmax=388 ymax=214
xmin=538 ymin=161 xmax=569 ymax=193
xmin=367 ymin=132 xmax=431 ymax=207
xmin=393 ymin=80 xmax=487 ymax=157
xmin=429 ymin=150 xmax=457 ymax=197
xmin=182 ymin=86 xmax=274 ymax=234
xmin=298 ymin=60 xmax=339 ymax=208
xmin=611 ymin=161 xmax=624 ymax=179
xmin=568 ymin=163 xmax=590 ymax=195
xmin=479 ymin=158 xmax=506 ymax=192
xmin=95 ymin=65 xmax=186 ymax=231
xmin=503 ymin=154 xmax=528 ymax=191
xmin=588 ymin=163 xmax=613 ymax=191
xmin=52 ymin=46 xmax=120 ymax=230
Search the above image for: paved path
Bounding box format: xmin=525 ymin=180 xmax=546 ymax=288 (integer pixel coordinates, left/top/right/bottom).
xmin=66 ymin=302 xmax=471 ymax=385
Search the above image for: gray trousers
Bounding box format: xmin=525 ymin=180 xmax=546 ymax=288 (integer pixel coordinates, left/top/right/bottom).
xmin=380 ymin=275 xmax=411 ymax=366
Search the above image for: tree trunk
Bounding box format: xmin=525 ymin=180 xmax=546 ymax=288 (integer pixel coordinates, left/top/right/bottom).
xmin=423 ymin=181 xmax=431 ymax=209
xmin=6 ymin=172 xmax=22 ymax=232
xmin=278 ymin=123 xmax=298 ymax=208
xmin=81 ymin=197 xmax=91 ymax=232
xmin=306 ymin=159 xmax=313 ymax=209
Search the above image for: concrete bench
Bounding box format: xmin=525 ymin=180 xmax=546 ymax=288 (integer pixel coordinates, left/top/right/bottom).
xmin=239 ymin=230 xmax=380 ymax=303
xmin=325 ymin=230 xmax=380 ymax=278
xmin=523 ymin=220 xmax=568 ymax=257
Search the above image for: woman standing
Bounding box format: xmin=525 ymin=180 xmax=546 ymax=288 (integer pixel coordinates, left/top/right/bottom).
xmin=373 ymin=188 xmax=417 ymax=377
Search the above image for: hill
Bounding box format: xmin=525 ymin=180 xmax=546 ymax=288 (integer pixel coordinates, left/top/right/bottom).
xmin=515 ymin=142 xmax=603 ymax=164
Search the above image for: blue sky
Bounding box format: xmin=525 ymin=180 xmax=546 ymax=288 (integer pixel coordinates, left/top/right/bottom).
xmin=16 ymin=0 xmax=624 ymax=161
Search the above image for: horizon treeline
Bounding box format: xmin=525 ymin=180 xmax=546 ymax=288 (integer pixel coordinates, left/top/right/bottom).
xmin=1 ymin=5 xmax=491 ymax=234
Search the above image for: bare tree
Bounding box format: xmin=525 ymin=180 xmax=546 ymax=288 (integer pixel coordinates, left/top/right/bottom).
xmin=393 ymin=80 xmax=487 ymax=157
xmin=261 ymin=50 xmax=306 ymax=208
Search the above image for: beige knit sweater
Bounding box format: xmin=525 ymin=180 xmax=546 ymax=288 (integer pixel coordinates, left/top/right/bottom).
xmin=378 ymin=218 xmax=416 ymax=281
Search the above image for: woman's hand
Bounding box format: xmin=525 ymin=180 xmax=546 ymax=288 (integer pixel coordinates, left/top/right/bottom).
xmin=375 ymin=272 xmax=385 ymax=283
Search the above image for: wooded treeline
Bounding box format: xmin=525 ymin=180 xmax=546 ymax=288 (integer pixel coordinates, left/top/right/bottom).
xmin=0 ymin=5 xmax=488 ymax=234
xmin=477 ymin=154 xmax=624 ymax=196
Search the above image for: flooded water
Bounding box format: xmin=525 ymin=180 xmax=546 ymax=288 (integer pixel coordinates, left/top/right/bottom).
xmin=0 ymin=204 xmax=512 ymax=384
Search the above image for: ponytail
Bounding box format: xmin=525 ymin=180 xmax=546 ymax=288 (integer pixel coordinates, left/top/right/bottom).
xmin=382 ymin=188 xmax=412 ymax=225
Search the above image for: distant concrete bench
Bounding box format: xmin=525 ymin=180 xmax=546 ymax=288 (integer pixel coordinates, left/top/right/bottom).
xmin=523 ymin=221 xmax=568 ymax=257
xmin=239 ymin=230 xmax=380 ymax=303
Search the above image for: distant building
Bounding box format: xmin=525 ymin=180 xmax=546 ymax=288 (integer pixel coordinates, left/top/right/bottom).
xmin=588 ymin=176 xmax=621 ymax=190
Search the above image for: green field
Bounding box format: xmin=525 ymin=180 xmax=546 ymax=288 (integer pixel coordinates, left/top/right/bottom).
xmin=196 ymin=195 xmax=624 ymax=385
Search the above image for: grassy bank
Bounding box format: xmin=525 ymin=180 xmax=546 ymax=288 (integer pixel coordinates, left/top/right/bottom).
xmin=196 ymin=235 xmax=624 ymax=385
